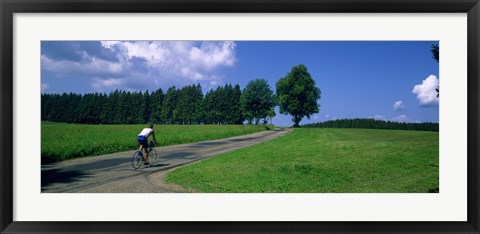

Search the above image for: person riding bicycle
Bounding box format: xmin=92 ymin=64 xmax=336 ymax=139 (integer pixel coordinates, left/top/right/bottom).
xmin=137 ymin=124 xmax=158 ymax=165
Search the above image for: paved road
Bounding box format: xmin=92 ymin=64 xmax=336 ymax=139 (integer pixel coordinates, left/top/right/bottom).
xmin=41 ymin=128 xmax=291 ymax=193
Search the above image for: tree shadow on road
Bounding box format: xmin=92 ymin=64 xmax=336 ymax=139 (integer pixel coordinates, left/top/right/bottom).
xmin=229 ymin=137 xmax=257 ymax=142
xmin=160 ymin=152 xmax=195 ymax=159
xmin=41 ymin=169 xmax=89 ymax=190
xmin=191 ymin=141 xmax=225 ymax=146
xmin=147 ymin=163 xmax=170 ymax=168
xmin=74 ymin=157 xmax=131 ymax=170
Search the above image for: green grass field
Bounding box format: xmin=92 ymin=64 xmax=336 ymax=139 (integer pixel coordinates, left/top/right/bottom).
xmin=41 ymin=121 xmax=273 ymax=164
xmin=165 ymin=128 xmax=439 ymax=193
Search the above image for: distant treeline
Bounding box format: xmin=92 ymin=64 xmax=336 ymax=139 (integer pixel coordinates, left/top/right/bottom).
xmin=42 ymin=84 xmax=249 ymax=125
xmin=303 ymin=118 xmax=439 ymax=132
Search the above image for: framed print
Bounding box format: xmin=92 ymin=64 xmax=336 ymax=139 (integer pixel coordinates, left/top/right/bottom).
xmin=1 ymin=0 xmax=479 ymax=233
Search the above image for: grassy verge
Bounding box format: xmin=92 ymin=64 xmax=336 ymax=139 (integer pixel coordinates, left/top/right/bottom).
xmin=41 ymin=122 xmax=273 ymax=164
xmin=165 ymin=128 xmax=439 ymax=193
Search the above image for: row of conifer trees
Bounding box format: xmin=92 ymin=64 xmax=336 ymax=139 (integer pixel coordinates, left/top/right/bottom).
xmin=303 ymin=118 xmax=439 ymax=132
xmin=41 ymin=84 xmax=251 ymax=125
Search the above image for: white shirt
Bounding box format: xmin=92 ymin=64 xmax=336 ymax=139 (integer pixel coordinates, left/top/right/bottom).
xmin=138 ymin=128 xmax=153 ymax=137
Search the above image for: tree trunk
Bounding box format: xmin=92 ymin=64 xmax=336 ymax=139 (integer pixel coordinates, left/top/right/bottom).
xmin=293 ymin=115 xmax=301 ymax=128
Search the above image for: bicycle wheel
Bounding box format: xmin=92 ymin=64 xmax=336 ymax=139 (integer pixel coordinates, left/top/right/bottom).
xmin=148 ymin=148 xmax=157 ymax=165
xmin=131 ymin=151 xmax=144 ymax=169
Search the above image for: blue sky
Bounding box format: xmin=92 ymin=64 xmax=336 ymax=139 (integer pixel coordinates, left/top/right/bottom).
xmin=41 ymin=41 xmax=439 ymax=126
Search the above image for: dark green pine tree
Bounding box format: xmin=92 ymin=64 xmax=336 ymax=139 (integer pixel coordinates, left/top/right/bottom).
xmin=134 ymin=91 xmax=146 ymax=124
xmin=41 ymin=94 xmax=50 ymax=121
xmin=100 ymin=93 xmax=108 ymax=123
xmin=117 ymin=91 xmax=129 ymax=124
xmin=124 ymin=91 xmax=134 ymax=124
xmin=143 ymin=90 xmax=151 ymax=123
xmin=161 ymin=86 xmax=178 ymax=124
xmin=193 ymin=84 xmax=204 ymax=124
xmin=149 ymin=88 xmax=164 ymax=124
xmin=214 ymin=86 xmax=226 ymax=124
xmin=221 ymin=84 xmax=243 ymax=124
xmin=202 ymin=89 xmax=214 ymax=124
xmin=110 ymin=90 xmax=120 ymax=124
xmin=232 ymin=84 xmax=244 ymax=124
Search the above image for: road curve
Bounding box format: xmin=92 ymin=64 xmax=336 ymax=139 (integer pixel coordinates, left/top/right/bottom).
xmin=41 ymin=128 xmax=292 ymax=193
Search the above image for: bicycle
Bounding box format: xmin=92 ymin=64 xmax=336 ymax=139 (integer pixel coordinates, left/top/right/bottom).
xmin=131 ymin=141 xmax=158 ymax=169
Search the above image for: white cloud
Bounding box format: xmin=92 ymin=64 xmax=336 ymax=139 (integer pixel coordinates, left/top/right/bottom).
xmin=100 ymin=41 xmax=120 ymax=49
xmin=104 ymin=41 xmax=168 ymax=66
xmin=91 ymin=78 xmax=125 ymax=91
xmin=189 ymin=41 xmax=236 ymax=70
xmin=393 ymin=100 xmax=405 ymax=111
xmin=100 ymin=41 xmax=237 ymax=83
xmin=324 ymin=114 xmax=337 ymax=121
xmin=412 ymin=75 xmax=439 ymax=106
xmin=41 ymin=83 xmax=50 ymax=91
xmin=368 ymin=114 xmax=385 ymax=121
xmin=41 ymin=54 xmax=123 ymax=76
xmin=43 ymin=41 xmax=238 ymax=93
xmin=392 ymin=114 xmax=409 ymax=122
xmin=209 ymin=80 xmax=218 ymax=86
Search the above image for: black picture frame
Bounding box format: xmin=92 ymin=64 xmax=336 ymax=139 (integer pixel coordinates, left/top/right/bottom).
xmin=1 ymin=0 xmax=479 ymax=233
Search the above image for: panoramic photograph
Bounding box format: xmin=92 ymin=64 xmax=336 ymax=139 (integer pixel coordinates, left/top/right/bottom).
xmin=41 ymin=41 xmax=439 ymax=193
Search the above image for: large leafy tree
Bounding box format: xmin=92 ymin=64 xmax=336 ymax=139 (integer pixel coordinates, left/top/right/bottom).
xmin=276 ymin=64 xmax=321 ymax=127
xmin=241 ymin=79 xmax=275 ymax=124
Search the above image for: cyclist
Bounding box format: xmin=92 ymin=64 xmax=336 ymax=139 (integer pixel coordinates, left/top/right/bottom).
xmin=137 ymin=124 xmax=158 ymax=165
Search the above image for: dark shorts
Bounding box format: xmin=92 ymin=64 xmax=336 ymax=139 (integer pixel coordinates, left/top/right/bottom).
xmin=137 ymin=135 xmax=148 ymax=148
